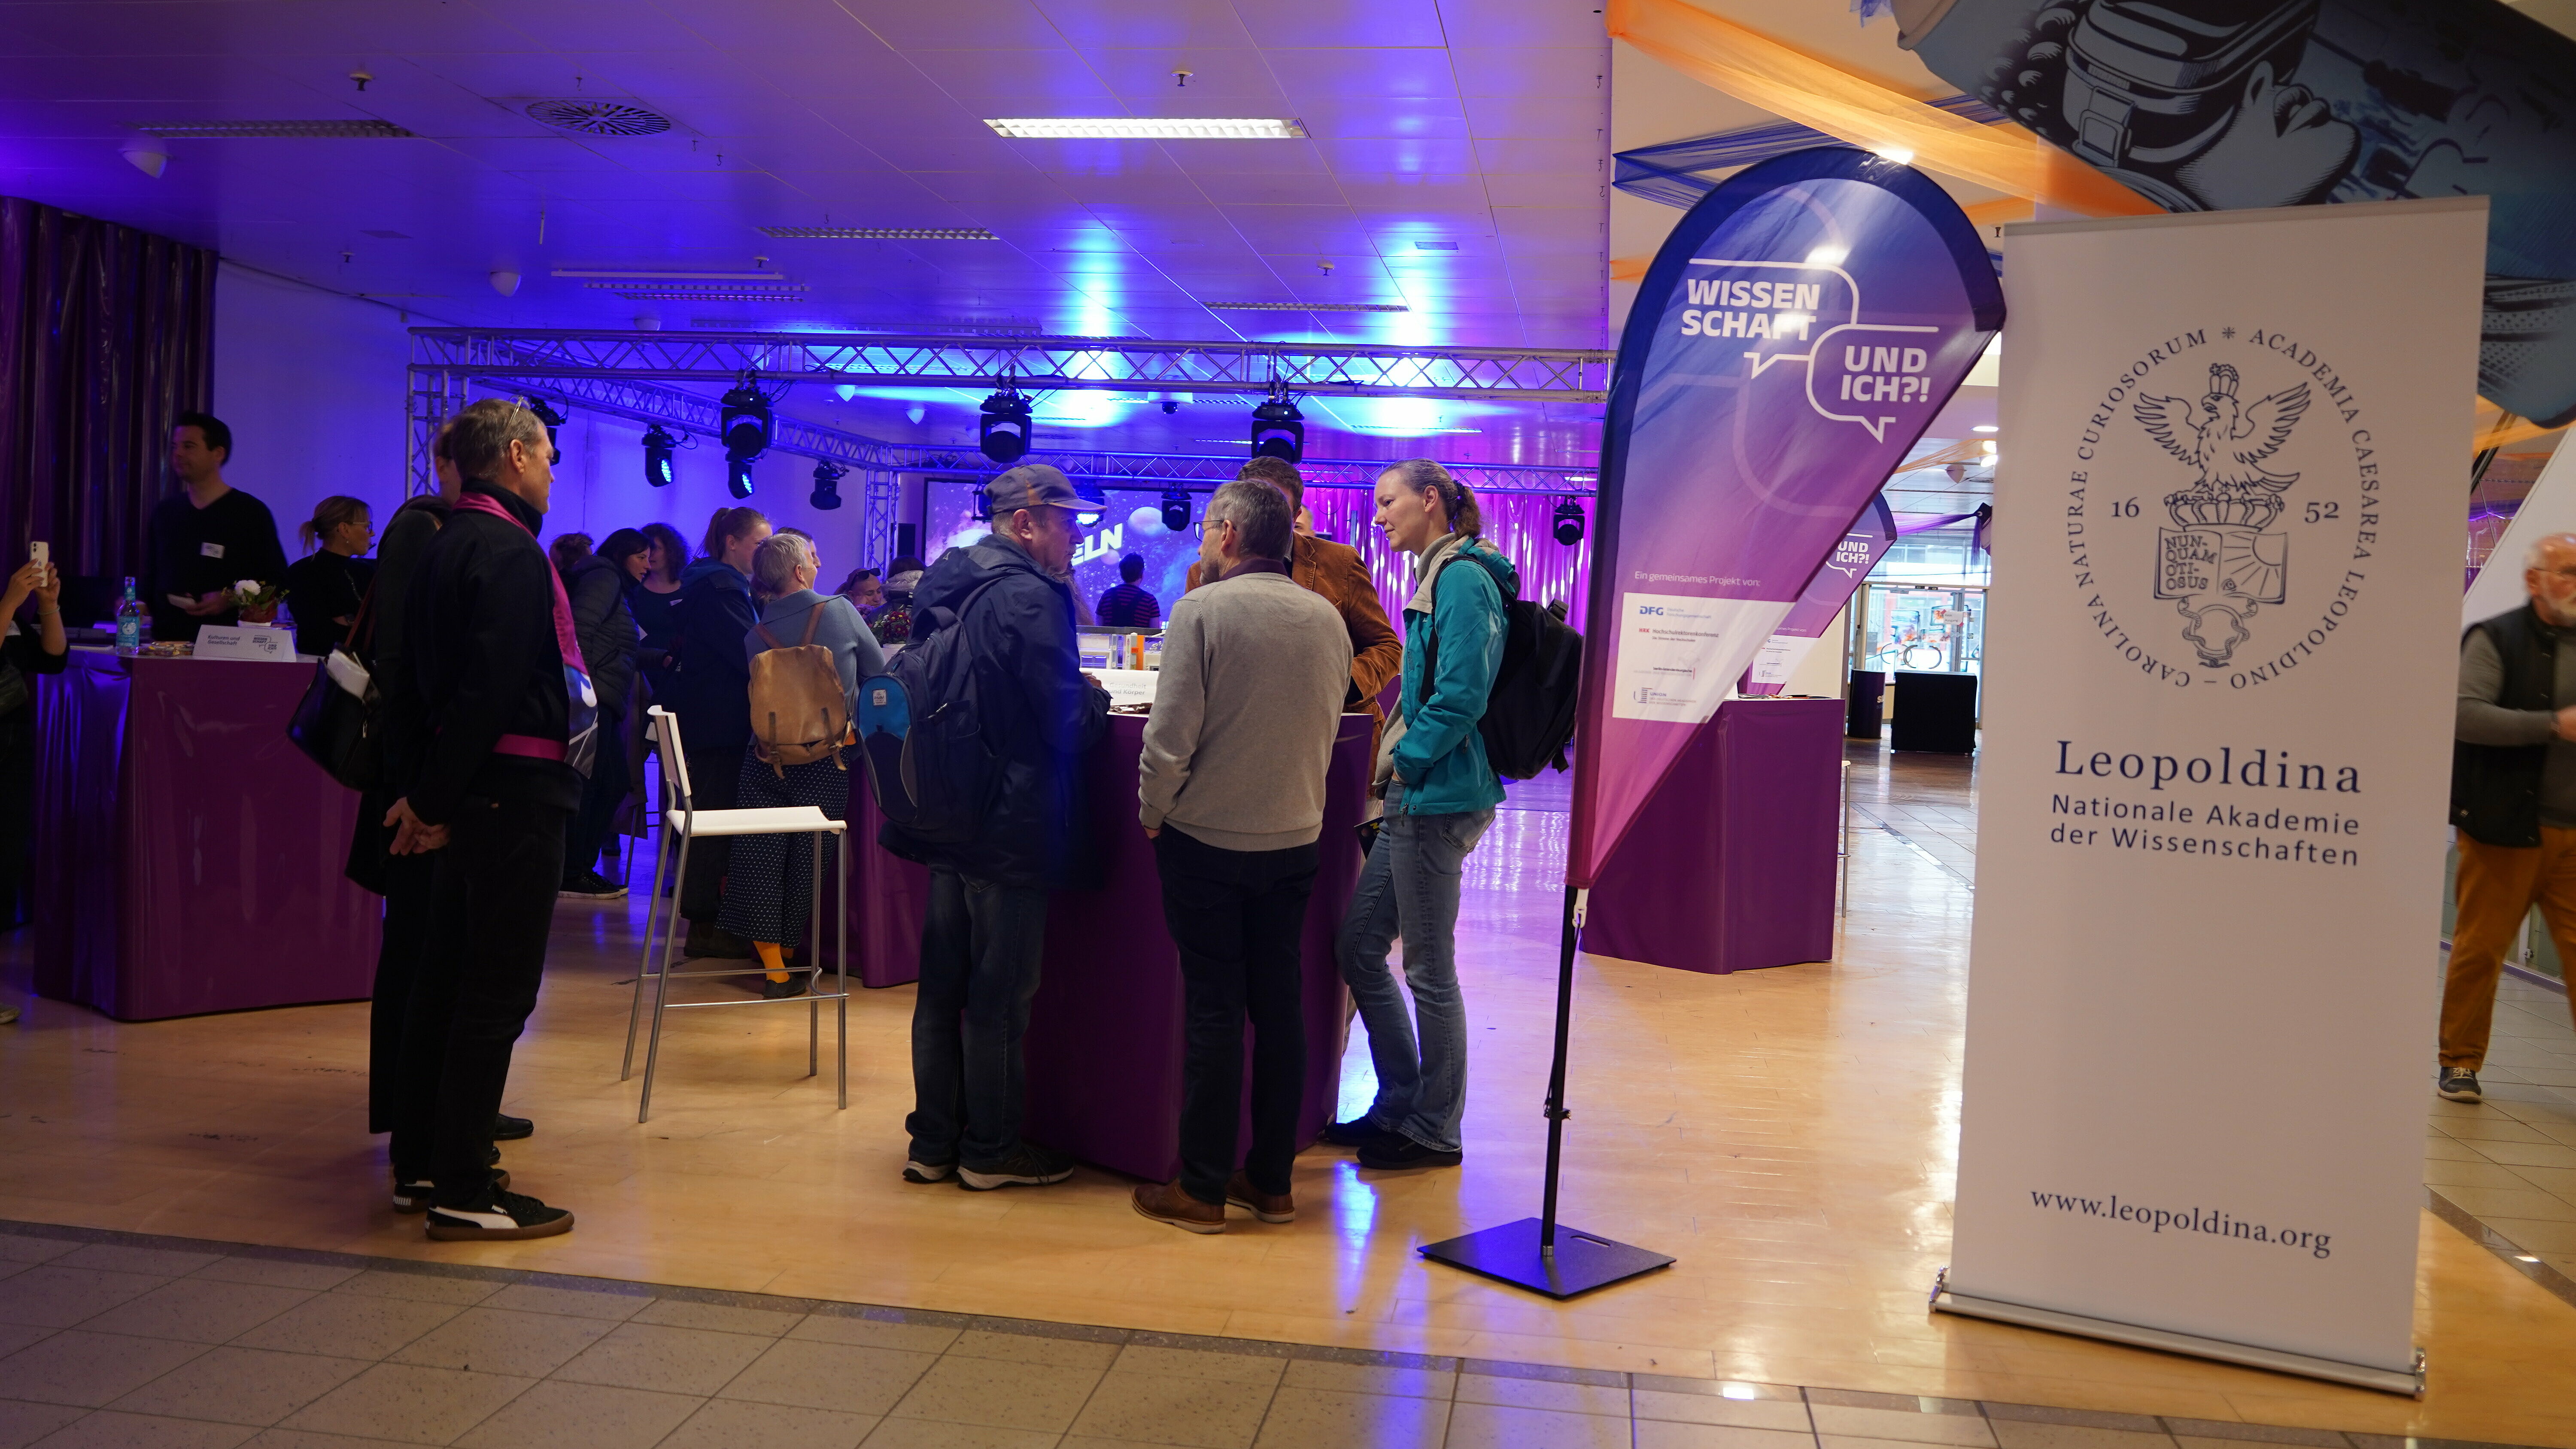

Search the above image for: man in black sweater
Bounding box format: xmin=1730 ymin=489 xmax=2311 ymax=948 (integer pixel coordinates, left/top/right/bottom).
xmin=143 ymin=412 xmax=289 ymax=642
xmin=382 ymin=399 xmax=591 ymax=1242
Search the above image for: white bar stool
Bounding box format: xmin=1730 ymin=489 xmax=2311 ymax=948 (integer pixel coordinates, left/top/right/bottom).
xmin=620 ymin=706 xmax=849 ymax=1122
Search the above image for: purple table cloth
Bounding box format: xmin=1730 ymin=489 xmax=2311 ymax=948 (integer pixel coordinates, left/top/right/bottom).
xmin=34 ymin=650 xmax=380 ymax=1020
xmin=1583 ymin=697 xmax=1843 ymax=975
xmin=851 ymin=713 xmax=1375 ymax=1182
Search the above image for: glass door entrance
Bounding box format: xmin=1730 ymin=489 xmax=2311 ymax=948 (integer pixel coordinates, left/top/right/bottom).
xmin=1858 ymin=586 xmax=1984 ymax=675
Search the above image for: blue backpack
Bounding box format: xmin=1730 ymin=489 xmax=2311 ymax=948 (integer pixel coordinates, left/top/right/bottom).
xmin=854 ymin=577 xmax=1005 ymax=844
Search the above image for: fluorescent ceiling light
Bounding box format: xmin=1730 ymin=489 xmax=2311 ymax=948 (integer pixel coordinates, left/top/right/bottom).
xmin=134 ymin=120 xmax=413 ymax=138
xmin=760 ymin=226 xmax=997 ymax=241
xmin=1414 ymin=241 xmax=1458 ymax=251
xmin=985 ymin=117 xmax=1308 ymax=140
xmin=1972 ymin=425 xmax=1997 ymax=433
xmin=1203 ymin=301 xmax=1407 ymax=313
xmin=556 ymin=269 xmax=786 ymax=280
xmin=1352 ymin=426 xmax=1479 ymax=434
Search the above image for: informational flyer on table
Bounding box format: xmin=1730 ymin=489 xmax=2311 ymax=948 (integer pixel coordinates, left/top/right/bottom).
xmin=1947 ymin=197 xmax=2485 ymax=1390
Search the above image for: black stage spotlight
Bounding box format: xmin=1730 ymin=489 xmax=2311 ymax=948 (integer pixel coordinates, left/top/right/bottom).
xmin=719 ymin=374 xmax=771 ymax=498
xmin=978 ymin=389 xmax=1032 ymax=464
xmin=727 ymin=456 xmax=756 ymax=499
xmin=642 ymin=424 xmax=676 ymax=488
xmin=1250 ymin=396 xmax=1303 ymax=462
xmin=1552 ymin=497 xmax=1586 ymax=546
xmin=810 ymin=460 xmax=846 ymax=510
xmin=1072 ymin=479 xmax=1107 ymax=528
xmin=525 ymin=398 xmax=567 ymax=447
xmin=1160 ymin=488 xmax=1191 ymax=532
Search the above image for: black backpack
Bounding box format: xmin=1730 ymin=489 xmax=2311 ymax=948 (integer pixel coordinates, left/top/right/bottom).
xmin=854 ymin=576 xmax=1007 ymax=844
xmin=1425 ymin=548 xmax=1585 ymax=781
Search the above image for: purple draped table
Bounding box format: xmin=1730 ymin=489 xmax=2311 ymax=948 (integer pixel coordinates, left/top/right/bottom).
xmin=33 ymin=650 xmax=380 ymax=1020
xmin=1582 ymin=697 xmax=1843 ymax=975
xmin=849 ymin=712 xmax=1375 ymax=1183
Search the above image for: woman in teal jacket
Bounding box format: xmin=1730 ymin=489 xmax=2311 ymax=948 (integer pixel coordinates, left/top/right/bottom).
xmin=1327 ymin=458 xmax=1514 ymax=1170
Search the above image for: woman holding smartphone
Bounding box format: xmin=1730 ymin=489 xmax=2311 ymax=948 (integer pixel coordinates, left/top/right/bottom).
xmin=0 ymin=551 xmax=65 ymax=1021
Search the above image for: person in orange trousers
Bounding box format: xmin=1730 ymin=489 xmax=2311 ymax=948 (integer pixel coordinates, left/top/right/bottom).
xmin=2445 ymin=532 xmax=2576 ymax=1101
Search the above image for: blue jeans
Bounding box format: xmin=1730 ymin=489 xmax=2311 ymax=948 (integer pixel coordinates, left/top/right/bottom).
xmin=1337 ymin=780 xmax=1492 ymax=1154
xmin=906 ymin=868 xmax=1048 ymax=1167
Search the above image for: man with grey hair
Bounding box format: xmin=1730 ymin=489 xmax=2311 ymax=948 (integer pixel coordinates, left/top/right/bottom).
xmin=1130 ymin=480 xmax=1353 ymax=1233
xmin=380 ymin=398 xmax=589 ymax=1241
xmin=2445 ymin=531 xmax=2576 ymax=1103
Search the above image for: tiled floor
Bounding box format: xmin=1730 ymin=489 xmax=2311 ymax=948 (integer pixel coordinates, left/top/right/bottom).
xmin=0 ymin=1218 xmax=2559 ymax=1449
xmin=7 ymin=748 xmax=2576 ymax=1447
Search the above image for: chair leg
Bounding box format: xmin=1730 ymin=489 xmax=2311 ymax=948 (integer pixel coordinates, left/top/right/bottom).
xmin=835 ymin=826 xmax=849 ymax=1111
xmin=622 ymin=820 xmax=674 ymax=1080
xmin=807 ymin=831 xmax=821 ymax=1078
xmin=639 ymin=835 xmax=691 ymax=1123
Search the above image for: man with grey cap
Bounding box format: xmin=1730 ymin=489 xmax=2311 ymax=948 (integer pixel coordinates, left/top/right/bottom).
xmin=884 ymin=464 xmax=1111 ymax=1191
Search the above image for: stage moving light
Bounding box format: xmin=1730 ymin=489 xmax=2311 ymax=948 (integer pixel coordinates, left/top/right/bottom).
xmin=1073 ymin=479 xmax=1106 ymax=528
xmin=978 ymin=390 xmax=1032 ymax=463
xmin=1552 ymin=498 xmax=1585 ymax=546
xmin=642 ymin=424 xmax=676 ymax=488
xmin=718 ymin=374 xmax=771 ymax=498
xmin=1250 ymin=396 xmax=1303 ymax=462
xmin=1160 ymin=489 xmax=1191 ymax=531
xmin=810 ymin=460 xmax=846 ymax=511
xmin=525 ymin=398 xmax=566 ymax=444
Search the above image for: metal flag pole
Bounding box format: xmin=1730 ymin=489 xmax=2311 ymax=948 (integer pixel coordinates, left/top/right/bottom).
xmin=1418 ymin=883 xmax=1674 ymax=1298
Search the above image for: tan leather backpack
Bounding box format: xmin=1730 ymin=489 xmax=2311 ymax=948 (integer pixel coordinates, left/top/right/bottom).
xmin=748 ymin=604 xmax=850 ymax=774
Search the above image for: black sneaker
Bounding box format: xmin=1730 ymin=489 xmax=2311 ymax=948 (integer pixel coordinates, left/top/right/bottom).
xmin=393 ymin=1170 xmax=510 ymax=1213
xmin=493 ymin=1113 xmax=535 ymax=1142
xmin=558 ymin=870 xmax=627 ymax=901
xmin=2438 ymin=1066 xmax=2484 ymax=1103
xmin=959 ymin=1142 xmax=1075 ymax=1191
xmin=1321 ymin=1116 xmax=1393 ymax=1148
xmin=1358 ymin=1134 xmax=1463 ymax=1171
xmin=902 ymin=1158 xmax=955 ymax=1184
xmin=760 ymin=974 xmax=808 ymax=1000
xmin=425 ymin=1185 xmax=574 ymax=1241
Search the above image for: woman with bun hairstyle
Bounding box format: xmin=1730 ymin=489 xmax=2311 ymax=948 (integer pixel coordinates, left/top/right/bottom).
xmin=283 ymin=495 xmax=377 ymax=657
xmin=662 ymin=505 xmax=771 ymax=959
xmin=1326 ymin=459 xmax=1513 ymax=1173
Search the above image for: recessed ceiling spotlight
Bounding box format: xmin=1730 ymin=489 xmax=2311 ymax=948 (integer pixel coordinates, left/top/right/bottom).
xmin=984 ymin=117 xmax=1308 ymax=140
xmin=525 ymin=98 xmax=672 ymax=136
xmin=131 ymin=120 xmax=413 ymax=138
xmin=758 ymin=226 xmax=997 ymax=241
xmin=1203 ymin=301 xmax=1408 ymax=313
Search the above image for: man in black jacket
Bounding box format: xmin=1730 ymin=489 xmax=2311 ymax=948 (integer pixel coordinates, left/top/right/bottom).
xmin=382 ymin=398 xmax=589 ymax=1241
xmin=2445 ymin=532 xmax=2576 ymax=1104
xmin=888 ymin=465 xmax=1110 ymax=1191
xmin=554 ymin=535 xmax=638 ymax=900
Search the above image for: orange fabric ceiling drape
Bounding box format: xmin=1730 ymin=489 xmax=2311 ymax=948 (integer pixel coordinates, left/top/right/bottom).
xmin=1604 ymin=0 xmax=2158 ymax=219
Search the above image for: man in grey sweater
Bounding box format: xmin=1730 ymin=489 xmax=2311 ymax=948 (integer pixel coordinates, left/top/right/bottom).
xmin=2445 ymin=532 xmax=2576 ymax=1103
xmin=1131 ymin=480 xmax=1354 ymax=1234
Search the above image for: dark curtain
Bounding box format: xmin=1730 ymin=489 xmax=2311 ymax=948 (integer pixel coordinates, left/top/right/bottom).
xmin=0 ymin=196 xmax=217 ymax=583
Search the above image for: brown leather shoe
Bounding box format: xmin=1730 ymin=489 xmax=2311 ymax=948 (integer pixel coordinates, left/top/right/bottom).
xmin=1225 ymin=1171 xmax=1294 ymax=1224
xmin=1132 ymin=1181 xmax=1224 ymax=1234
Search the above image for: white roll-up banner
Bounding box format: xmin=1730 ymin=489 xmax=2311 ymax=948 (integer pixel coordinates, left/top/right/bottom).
xmin=1948 ymin=197 xmax=2487 ymax=1394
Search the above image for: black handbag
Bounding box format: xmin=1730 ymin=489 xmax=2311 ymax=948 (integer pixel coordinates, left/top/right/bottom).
xmin=287 ymin=583 xmax=382 ymax=790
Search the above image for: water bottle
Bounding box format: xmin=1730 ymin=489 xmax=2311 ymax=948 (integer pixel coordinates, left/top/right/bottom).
xmin=114 ymin=576 xmax=143 ymax=655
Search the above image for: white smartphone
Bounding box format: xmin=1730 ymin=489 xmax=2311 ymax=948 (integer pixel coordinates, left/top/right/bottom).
xmin=28 ymin=541 xmax=46 ymax=567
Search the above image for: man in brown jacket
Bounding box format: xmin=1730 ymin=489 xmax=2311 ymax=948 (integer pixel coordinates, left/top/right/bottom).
xmin=1187 ymin=456 xmax=1402 ymax=726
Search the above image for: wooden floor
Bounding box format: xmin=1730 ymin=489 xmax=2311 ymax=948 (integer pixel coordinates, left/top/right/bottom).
xmin=5 ymin=748 xmax=2576 ymax=1448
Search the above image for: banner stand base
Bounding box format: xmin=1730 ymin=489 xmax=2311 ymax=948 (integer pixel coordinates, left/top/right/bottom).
xmin=1929 ymin=1274 xmax=2424 ymax=1397
xmin=1422 ymin=1218 xmax=1674 ymax=1300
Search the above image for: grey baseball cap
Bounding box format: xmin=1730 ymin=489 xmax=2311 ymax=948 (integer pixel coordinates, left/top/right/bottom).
xmin=986 ymin=463 xmax=1080 ymax=515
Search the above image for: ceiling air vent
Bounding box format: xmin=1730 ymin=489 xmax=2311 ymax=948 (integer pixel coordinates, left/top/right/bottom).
xmin=759 ymin=226 xmax=997 ymax=241
xmin=525 ymin=99 xmax=673 ymax=137
xmin=134 ymin=121 xmax=413 ymax=138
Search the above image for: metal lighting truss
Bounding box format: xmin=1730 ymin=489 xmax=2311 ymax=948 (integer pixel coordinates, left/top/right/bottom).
xmin=409 ymin=328 xmax=1613 ymax=402
xmin=409 ymin=328 xmax=1608 ymax=564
